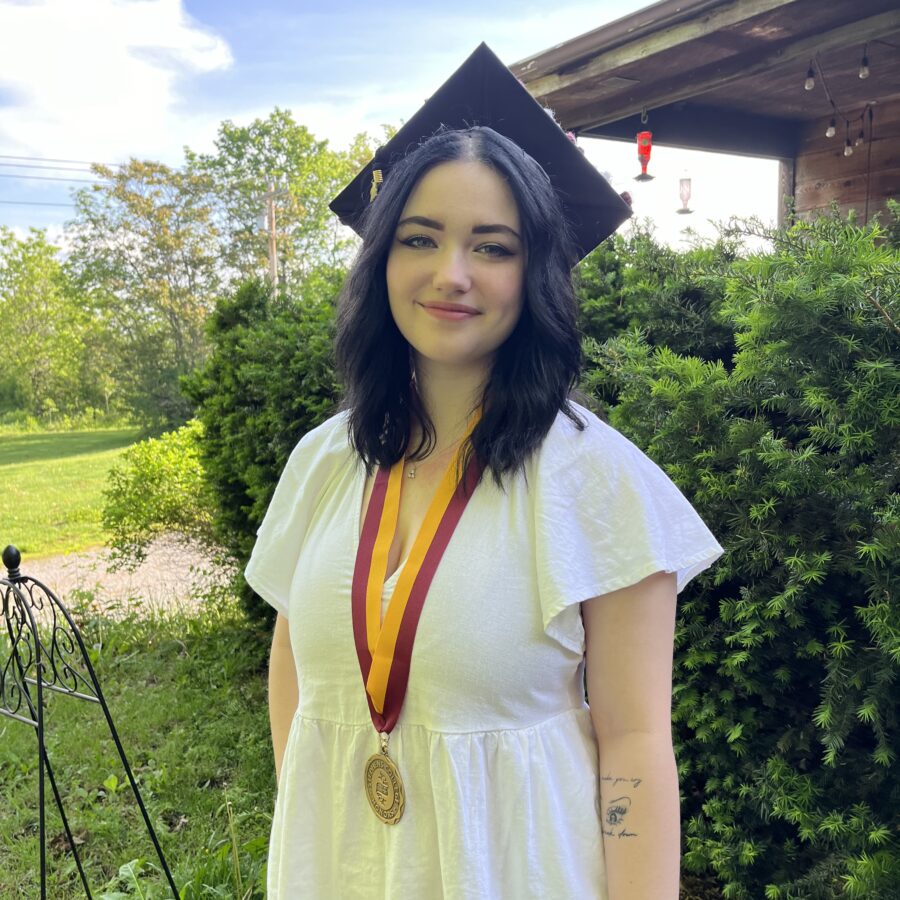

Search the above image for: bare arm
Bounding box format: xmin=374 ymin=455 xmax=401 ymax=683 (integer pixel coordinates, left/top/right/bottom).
xmin=582 ymin=571 xmax=680 ymax=900
xmin=268 ymin=612 xmax=299 ymax=787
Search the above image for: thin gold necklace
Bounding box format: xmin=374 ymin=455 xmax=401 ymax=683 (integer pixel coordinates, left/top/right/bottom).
xmin=405 ymin=441 xmax=461 ymax=479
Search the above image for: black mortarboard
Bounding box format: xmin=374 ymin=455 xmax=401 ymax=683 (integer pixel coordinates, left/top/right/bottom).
xmin=329 ymin=42 xmax=631 ymax=262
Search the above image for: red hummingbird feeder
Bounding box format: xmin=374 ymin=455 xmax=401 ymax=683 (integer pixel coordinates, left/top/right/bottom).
xmin=634 ymin=130 xmax=654 ymax=181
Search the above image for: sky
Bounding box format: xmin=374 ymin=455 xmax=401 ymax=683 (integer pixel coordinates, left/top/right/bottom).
xmin=0 ymin=0 xmax=778 ymax=249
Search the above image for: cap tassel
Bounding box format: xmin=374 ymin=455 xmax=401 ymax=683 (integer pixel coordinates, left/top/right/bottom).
xmin=369 ymin=169 xmax=384 ymax=202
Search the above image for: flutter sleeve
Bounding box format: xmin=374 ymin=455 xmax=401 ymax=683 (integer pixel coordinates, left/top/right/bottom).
xmin=533 ymin=407 xmax=724 ymax=653
xmin=244 ymin=412 xmax=349 ymax=619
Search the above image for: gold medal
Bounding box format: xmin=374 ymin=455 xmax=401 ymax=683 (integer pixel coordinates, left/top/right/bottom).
xmin=364 ymin=733 xmax=405 ymax=824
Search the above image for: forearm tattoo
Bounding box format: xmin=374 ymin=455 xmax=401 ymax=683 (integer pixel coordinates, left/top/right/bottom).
xmin=601 ymin=773 xmax=640 ymax=839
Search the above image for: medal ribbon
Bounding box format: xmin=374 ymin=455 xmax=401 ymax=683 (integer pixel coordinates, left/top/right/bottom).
xmin=352 ymin=424 xmax=482 ymax=733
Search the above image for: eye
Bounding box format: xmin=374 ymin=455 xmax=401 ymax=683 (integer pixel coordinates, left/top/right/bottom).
xmin=398 ymin=234 xmax=436 ymax=249
xmin=605 ymin=805 xmax=627 ymax=825
xmin=475 ymin=243 xmax=514 ymax=258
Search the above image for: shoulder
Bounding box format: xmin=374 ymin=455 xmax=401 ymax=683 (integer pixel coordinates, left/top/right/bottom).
xmin=535 ymin=401 xmax=650 ymax=483
xmin=280 ymin=409 xmax=353 ymax=482
xmin=287 ymin=409 xmax=351 ymax=459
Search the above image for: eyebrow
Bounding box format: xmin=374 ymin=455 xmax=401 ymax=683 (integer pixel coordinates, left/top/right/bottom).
xmin=397 ymin=215 xmax=521 ymax=241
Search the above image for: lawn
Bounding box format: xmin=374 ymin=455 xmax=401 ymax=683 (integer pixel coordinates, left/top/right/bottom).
xmin=0 ymin=588 xmax=273 ymax=898
xmin=0 ymin=428 xmax=141 ymax=559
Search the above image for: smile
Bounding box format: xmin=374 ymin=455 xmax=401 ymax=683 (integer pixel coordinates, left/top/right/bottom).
xmin=417 ymin=302 xmax=480 ymax=321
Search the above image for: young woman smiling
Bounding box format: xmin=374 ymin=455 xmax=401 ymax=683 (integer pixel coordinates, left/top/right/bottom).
xmin=245 ymin=45 xmax=724 ymax=900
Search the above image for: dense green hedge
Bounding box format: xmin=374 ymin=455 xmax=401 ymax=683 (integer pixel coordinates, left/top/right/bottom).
xmin=582 ymin=207 xmax=899 ymax=898
xmin=183 ymin=273 xmax=342 ymax=620
xmin=188 ymin=207 xmax=898 ymax=895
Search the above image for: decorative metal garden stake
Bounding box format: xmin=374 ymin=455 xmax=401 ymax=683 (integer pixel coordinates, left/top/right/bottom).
xmin=1 ymin=544 xmax=178 ymax=899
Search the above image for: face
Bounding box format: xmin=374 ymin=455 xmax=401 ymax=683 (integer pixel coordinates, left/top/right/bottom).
xmin=386 ymin=159 xmax=525 ymax=380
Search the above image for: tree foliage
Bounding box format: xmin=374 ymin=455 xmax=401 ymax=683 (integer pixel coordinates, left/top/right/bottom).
xmin=67 ymin=160 xmax=222 ymax=428
xmin=184 ymin=108 xmax=376 ymax=288
xmin=0 ymin=227 xmax=109 ymax=417
xmin=580 ymin=207 xmax=899 ymax=898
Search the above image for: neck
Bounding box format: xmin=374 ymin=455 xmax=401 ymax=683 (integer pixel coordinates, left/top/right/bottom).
xmin=411 ymin=357 xmax=487 ymax=453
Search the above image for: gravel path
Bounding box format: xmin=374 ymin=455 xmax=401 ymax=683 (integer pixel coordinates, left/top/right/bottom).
xmin=9 ymin=535 xmax=234 ymax=620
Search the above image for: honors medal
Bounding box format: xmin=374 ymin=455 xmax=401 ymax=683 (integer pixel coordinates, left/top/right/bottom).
xmin=364 ymin=735 xmax=405 ymax=824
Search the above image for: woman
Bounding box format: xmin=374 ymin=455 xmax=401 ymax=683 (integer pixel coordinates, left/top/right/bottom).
xmin=246 ymin=45 xmax=723 ymax=899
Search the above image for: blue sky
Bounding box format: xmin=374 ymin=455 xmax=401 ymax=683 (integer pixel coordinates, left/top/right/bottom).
xmin=0 ymin=0 xmax=777 ymax=245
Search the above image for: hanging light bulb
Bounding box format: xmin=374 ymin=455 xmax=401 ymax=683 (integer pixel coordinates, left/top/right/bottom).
xmin=826 ymin=117 xmax=836 ymax=138
xmin=844 ymin=138 xmax=854 ymax=157
xmin=804 ymin=63 xmax=815 ymax=91
xmin=859 ymin=54 xmax=870 ymax=79
xmin=855 ymin=129 xmax=865 ymax=147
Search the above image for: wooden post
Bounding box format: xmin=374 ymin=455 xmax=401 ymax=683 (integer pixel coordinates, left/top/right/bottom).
xmin=778 ymin=158 xmax=795 ymax=228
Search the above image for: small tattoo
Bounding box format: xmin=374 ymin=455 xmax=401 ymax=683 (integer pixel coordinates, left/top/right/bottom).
xmin=605 ymin=796 xmax=631 ymax=826
xmin=602 ymin=773 xmax=642 ymax=790
xmin=602 ymin=827 xmax=638 ymax=839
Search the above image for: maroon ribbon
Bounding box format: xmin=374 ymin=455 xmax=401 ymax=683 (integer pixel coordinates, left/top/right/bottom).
xmin=351 ymin=457 xmax=482 ymax=733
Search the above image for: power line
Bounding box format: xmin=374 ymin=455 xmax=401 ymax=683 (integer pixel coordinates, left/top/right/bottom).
xmin=0 ymin=199 xmax=75 ymax=207
xmin=0 ymin=153 xmax=122 ymax=168
xmin=0 ymin=173 xmax=104 ymax=184
xmin=0 ymin=161 xmax=100 ymax=173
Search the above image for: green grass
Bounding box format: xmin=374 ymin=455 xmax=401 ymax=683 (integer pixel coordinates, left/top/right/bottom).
xmin=0 ymin=428 xmax=141 ymax=559
xmin=0 ymin=586 xmax=273 ymax=898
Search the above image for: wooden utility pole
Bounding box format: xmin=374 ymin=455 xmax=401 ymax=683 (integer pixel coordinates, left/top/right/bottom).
xmin=261 ymin=180 xmax=289 ymax=288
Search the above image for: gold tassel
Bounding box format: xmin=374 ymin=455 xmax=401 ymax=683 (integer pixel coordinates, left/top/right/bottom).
xmin=370 ymin=168 xmax=383 ymax=202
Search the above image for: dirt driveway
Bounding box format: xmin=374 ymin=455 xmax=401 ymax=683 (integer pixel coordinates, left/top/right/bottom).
xmin=6 ymin=535 xmax=234 ymax=620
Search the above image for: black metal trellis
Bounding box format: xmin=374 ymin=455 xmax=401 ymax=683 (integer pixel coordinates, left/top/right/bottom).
xmin=1 ymin=544 xmax=178 ymax=898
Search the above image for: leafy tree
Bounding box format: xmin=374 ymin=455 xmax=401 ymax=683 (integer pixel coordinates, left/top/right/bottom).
xmin=67 ymin=160 xmax=221 ymax=428
xmin=184 ymin=108 xmax=377 ymax=289
xmin=582 ymin=208 xmax=899 ymax=898
xmin=0 ymin=227 xmax=106 ymax=416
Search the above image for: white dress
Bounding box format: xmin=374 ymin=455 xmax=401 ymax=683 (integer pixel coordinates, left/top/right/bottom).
xmin=244 ymin=403 xmax=724 ymax=899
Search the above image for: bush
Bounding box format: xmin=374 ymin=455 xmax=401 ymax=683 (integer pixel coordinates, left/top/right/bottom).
xmin=102 ymin=419 xmax=217 ymax=567
xmin=576 ymin=223 xmax=737 ymax=382
xmin=581 ymin=208 xmax=899 ymax=898
xmin=183 ymin=275 xmax=342 ymax=622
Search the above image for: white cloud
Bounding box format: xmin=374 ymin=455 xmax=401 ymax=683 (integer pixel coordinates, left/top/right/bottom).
xmin=0 ymin=0 xmax=232 ymax=163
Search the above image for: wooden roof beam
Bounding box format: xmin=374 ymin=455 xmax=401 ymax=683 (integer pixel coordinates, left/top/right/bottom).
xmin=583 ymin=103 xmax=799 ymax=158
xmin=518 ymin=0 xmax=797 ymax=101
xmin=562 ymin=8 xmax=900 ymax=131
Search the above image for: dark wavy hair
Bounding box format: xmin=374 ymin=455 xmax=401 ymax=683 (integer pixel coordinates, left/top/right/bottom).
xmin=334 ymin=126 xmax=585 ymax=487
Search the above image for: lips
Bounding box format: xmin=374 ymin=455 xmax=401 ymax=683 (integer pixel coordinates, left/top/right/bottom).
xmin=417 ymin=301 xmax=480 ymax=321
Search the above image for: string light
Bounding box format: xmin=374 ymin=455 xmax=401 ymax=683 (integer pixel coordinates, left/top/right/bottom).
xmin=804 ymin=61 xmax=816 ymax=91
xmin=859 ymin=45 xmax=870 ymax=79
xmin=811 ymin=56 xmax=872 ymax=161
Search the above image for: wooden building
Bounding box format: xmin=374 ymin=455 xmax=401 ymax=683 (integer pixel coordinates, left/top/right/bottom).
xmin=513 ymin=0 xmax=900 ymax=224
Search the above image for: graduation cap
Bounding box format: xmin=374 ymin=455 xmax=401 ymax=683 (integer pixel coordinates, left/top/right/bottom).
xmin=329 ymin=42 xmax=631 ymax=262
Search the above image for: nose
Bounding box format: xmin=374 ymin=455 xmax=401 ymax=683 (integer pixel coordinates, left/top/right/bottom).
xmin=431 ymin=247 xmax=472 ymax=294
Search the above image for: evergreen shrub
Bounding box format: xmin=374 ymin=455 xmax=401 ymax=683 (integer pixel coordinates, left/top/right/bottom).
xmin=184 ymin=276 xmax=341 ymax=622
xmin=578 ymin=207 xmax=899 ymax=898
